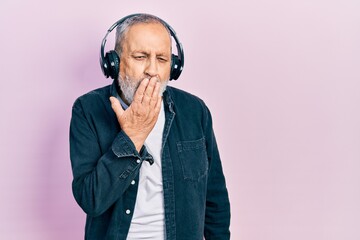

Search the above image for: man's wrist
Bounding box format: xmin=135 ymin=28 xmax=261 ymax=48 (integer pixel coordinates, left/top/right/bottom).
xmin=124 ymin=131 xmax=147 ymax=152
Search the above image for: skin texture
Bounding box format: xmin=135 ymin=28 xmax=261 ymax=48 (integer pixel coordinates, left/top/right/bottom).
xmin=109 ymin=22 xmax=172 ymax=152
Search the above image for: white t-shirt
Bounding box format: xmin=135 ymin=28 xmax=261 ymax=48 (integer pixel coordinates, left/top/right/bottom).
xmin=126 ymin=101 xmax=166 ymax=239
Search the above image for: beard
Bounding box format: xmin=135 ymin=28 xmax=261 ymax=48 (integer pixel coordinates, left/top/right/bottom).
xmin=118 ymin=75 xmax=168 ymax=104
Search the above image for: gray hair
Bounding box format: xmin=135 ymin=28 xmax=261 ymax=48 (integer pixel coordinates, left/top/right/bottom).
xmin=114 ymin=14 xmax=171 ymax=57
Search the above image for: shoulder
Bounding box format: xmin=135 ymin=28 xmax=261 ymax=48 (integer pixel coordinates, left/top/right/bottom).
xmin=166 ymin=86 xmax=208 ymax=111
xmin=72 ymin=84 xmax=112 ymax=111
xmin=165 ymin=86 xmax=213 ymax=128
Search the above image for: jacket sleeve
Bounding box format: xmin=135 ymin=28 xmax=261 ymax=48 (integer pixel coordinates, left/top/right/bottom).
xmin=203 ymin=104 xmax=231 ymax=240
xmin=69 ymin=98 xmax=146 ymax=217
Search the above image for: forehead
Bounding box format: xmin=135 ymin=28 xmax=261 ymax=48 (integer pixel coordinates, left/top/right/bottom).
xmin=123 ymin=22 xmax=171 ymax=53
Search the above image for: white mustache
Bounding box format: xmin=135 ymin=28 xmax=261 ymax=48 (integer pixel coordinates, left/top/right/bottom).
xmin=118 ymin=76 xmax=168 ymax=104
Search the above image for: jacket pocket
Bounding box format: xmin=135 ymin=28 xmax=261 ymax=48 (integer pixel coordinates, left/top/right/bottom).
xmin=177 ymin=137 xmax=208 ymax=181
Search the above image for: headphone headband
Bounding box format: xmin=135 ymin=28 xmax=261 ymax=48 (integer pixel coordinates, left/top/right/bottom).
xmin=99 ymin=13 xmax=184 ymax=81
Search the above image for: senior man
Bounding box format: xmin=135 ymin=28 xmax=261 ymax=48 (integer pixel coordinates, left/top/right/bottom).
xmin=70 ymin=13 xmax=230 ymax=240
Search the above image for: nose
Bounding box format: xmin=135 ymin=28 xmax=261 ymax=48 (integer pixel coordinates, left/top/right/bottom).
xmin=144 ymin=57 xmax=158 ymax=78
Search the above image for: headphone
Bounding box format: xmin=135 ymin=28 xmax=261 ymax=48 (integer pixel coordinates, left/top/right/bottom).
xmin=100 ymin=13 xmax=184 ymax=81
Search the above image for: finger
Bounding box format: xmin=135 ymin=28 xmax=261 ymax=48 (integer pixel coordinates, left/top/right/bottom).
xmin=154 ymin=95 xmax=162 ymax=116
xmin=150 ymin=81 xmax=160 ymax=108
xmin=133 ymin=78 xmax=149 ymax=103
xmin=142 ymin=77 xmax=158 ymax=105
xmin=109 ymin=96 xmax=124 ymax=119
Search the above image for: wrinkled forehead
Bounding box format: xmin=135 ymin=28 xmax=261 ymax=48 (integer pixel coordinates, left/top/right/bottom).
xmin=123 ymin=22 xmax=172 ymax=53
xmin=125 ymin=22 xmax=171 ymax=42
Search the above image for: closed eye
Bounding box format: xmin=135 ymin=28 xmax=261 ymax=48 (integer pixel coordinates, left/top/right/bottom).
xmin=158 ymin=57 xmax=168 ymax=62
xmin=133 ymin=55 xmax=146 ymax=60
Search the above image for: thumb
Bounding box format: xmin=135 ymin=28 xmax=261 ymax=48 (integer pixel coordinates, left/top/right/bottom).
xmin=109 ymin=96 xmax=124 ymax=118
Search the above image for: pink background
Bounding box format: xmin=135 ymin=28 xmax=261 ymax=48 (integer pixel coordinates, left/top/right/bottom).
xmin=1 ymin=0 xmax=359 ymax=239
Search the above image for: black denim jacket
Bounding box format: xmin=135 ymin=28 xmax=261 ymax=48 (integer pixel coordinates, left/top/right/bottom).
xmin=70 ymin=81 xmax=231 ymax=240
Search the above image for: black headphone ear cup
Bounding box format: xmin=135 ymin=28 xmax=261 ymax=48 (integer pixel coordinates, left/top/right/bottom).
xmin=170 ymin=54 xmax=181 ymax=80
xmin=102 ymin=52 xmax=111 ymax=78
xmin=105 ymin=50 xmax=120 ymax=79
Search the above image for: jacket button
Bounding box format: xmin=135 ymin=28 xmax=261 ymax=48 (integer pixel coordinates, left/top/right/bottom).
xmin=131 ymin=180 xmax=136 ymax=185
xmin=136 ymin=159 xmax=141 ymax=164
xmin=126 ymin=209 xmax=131 ymax=215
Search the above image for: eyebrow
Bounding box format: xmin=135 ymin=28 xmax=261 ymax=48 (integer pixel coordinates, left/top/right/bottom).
xmin=131 ymin=50 xmax=170 ymax=56
xmin=132 ymin=51 xmax=148 ymax=55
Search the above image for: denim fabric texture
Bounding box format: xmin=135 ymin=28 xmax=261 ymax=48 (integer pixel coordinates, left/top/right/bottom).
xmin=69 ymin=81 xmax=231 ymax=240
